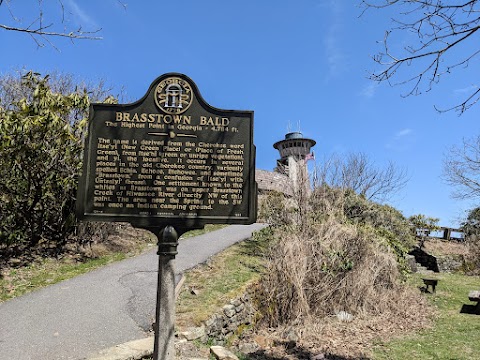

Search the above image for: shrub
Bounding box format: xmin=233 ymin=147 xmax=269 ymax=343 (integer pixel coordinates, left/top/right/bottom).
xmin=0 ymin=72 xmax=89 ymax=250
xmin=461 ymin=207 xmax=480 ymax=274
xmin=255 ymin=185 xmax=419 ymax=327
xmin=258 ymin=191 xmax=295 ymax=226
xmin=310 ymin=186 xmax=416 ymax=260
xmin=257 ymin=220 xmax=403 ymax=326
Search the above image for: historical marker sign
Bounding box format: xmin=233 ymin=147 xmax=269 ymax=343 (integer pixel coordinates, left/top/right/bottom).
xmin=77 ymin=73 xmax=256 ymax=228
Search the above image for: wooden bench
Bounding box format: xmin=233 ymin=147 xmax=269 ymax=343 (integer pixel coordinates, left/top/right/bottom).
xmin=422 ymin=278 xmax=439 ymax=293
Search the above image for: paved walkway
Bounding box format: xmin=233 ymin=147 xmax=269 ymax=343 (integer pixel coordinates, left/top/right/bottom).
xmin=0 ymin=223 xmax=266 ymax=360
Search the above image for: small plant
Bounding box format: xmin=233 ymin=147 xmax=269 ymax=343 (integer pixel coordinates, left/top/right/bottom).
xmin=409 ymin=214 xmax=440 ymax=248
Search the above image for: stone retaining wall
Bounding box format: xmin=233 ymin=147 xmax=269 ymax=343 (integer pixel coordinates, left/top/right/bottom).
xmin=177 ymin=293 xmax=256 ymax=345
xmin=437 ymin=254 xmax=465 ymax=273
xmin=408 ymin=248 xmax=466 ymax=273
xmin=204 ymin=293 xmax=255 ymax=343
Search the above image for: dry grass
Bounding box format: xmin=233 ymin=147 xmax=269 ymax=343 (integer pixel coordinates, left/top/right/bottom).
xmin=301 ymin=288 xmax=432 ymax=357
xmin=251 ymin=191 xmax=435 ymax=358
xmin=258 ymin=220 xmax=414 ymax=324
xmin=247 ymin=298 xmax=433 ymax=359
xmin=423 ymin=238 xmax=468 ymax=256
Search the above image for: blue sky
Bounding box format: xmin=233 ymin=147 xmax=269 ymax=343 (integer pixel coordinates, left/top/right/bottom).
xmin=1 ymin=0 xmax=478 ymax=227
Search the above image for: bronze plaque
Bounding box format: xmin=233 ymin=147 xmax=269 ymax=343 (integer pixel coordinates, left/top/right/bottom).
xmin=76 ymin=74 xmax=256 ymax=228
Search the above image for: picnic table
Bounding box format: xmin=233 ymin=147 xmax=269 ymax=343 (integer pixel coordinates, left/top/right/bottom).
xmin=468 ymin=290 xmax=480 ymax=306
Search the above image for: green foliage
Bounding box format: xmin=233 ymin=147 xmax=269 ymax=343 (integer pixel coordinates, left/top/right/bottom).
xmin=248 ymin=226 xmax=276 ymax=256
xmin=408 ymin=214 xmax=440 ymax=249
xmin=344 ymin=191 xmax=416 ymax=253
xmin=0 ymin=71 xmax=90 ymax=248
xmin=408 ymin=214 xmax=440 ymax=236
xmin=461 ymin=207 xmax=480 ymax=237
xmin=310 ymin=187 xmax=416 ymax=263
xmin=461 ymin=207 xmax=480 ymax=274
xmin=258 ymin=191 xmax=293 ymax=226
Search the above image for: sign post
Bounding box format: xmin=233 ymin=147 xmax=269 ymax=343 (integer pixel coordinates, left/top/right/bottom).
xmin=77 ymin=73 xmax=256 ymax=360
xmin=153 ymin=226 xmax=178 ymax=360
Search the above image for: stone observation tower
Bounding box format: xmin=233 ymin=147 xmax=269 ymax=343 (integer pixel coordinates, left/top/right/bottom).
xmin=256 ymin=131 xmax=316 ymax=196
xmin=273 ymin=132 xmax=316 ymax=194
xmin=273 ymin=131 xmax=316 ymax=177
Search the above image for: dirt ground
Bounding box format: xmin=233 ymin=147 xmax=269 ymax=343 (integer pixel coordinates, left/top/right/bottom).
xmin=231 ymin=285 xmax=434 ymax=360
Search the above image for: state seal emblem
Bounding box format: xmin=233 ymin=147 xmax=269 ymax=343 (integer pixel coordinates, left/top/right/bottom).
xmin=154 ymin=77 xmax=193 ymax=114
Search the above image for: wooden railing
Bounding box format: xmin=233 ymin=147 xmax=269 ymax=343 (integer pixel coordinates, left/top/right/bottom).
xmin=417 ymin=227 xmax=465 ymax=241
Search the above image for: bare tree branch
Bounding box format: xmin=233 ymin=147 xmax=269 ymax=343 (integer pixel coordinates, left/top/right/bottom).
xmin=316 ymin=152 xmax=409 ymax=202
xmin=0 ymin=23 xmax=102 ymax=39
xmin=362 ymin=0 xmax=480 ymax=114
xmin=443 ymin=135 xmax=480 ymax=199
xmin=0 ymin=0 xmax=103 ymax=48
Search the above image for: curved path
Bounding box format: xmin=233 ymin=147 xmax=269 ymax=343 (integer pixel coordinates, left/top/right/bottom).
xmin=0 ymin=223 xmax=266 ymax=360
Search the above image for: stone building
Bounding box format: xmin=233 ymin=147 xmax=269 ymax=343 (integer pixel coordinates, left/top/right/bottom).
xmin=255 ymin=132 xmax=316 ymax=196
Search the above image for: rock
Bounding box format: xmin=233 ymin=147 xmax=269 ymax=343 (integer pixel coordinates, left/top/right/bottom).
xmin=236 ymin=342 xmax=258 ymax=354
xmin=405 ymin=254 xmax=417 ymax=272
xmin=206 ymin=315 xmax=224 ymax=335
xmin=231 ymin=299 xmax=242 ymax=307
xmin=210 ymin=345 xmax=239 ymax=360
xmin=177 ymin=326 xmax=206 ymax=341
xmin=88 ymin=337 xmax=154 ymax=360
xmin=190 ymin=287 xmax=200 ymax=295
xmin=8 ymin=258 xmax=22 ymax=266
xmin=223 ymin=304 xmax=236 ymax=318
xmin=235 ymin=303 xmax=245 ymax=313
xmin=283 ymin=326 xmax=300 ymax=342
xmin=336 ymin=311 xmax=353 ymax=322
xmin=175 ymin=339 xmax=208 ymax=359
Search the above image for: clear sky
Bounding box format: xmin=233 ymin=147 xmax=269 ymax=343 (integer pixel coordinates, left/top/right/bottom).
xmin=1 ymin=0 xmax=478 ymax=227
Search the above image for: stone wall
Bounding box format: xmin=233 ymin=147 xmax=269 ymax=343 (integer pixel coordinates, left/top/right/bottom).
xmin=255 ymin=169 xmax=293 ymax=196
xmin=408 ymin=248 xmax=466 ymax=273
xmin=177 ymin=293 xmax=255 ymax=345
xmin=204 ymin=293 xmax=255 ymax=344
xmin=437 ymin=255 xmax=465 ymax=273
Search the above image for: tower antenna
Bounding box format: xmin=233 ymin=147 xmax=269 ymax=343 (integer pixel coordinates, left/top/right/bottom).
xmin=287 ymin=121 xmax=292 ymax=133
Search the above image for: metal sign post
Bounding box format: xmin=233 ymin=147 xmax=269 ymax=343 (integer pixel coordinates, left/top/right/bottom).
xmin=75 ymin=73 xmax=257 ymax=360
xmin=152 ymin=226 xmax=178 ymax=360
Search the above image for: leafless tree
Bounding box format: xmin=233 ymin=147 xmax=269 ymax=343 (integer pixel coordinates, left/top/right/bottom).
xmin=0 ymin=0 xmax=116 ymax=48
xmin=0 ymin=70 xmax=117 ymax=108
xmin=443 ymin=135 xmax=480 ymax=199
xmin=315 ymin=152 xmax=409 ymax=202
xmin=361 ymin=0 xmax=480 ymax=114
xmin=0 ymin=70 xmax=121 ymax=143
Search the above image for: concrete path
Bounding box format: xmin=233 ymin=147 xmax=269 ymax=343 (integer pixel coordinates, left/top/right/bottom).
xmin=0 ymin=223 xmax=266 ymax=360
